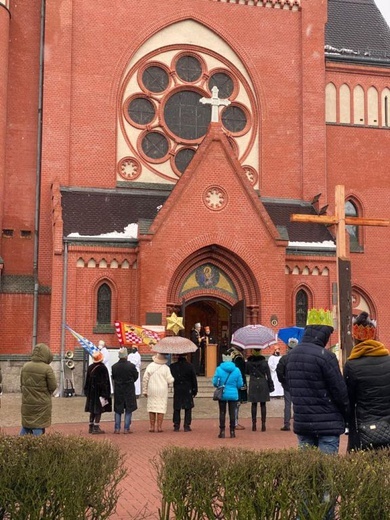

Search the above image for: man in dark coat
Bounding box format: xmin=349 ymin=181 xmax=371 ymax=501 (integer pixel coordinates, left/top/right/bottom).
xmin=170 ymin=354 xmax=198 ymax=431
xmin=276 ymin=338 xmax=298 ymax=431
xmin=111 ymin=347 xmax=139 ymax=434
xmin=84 ymin=350 xmax=112 ymax=434
xmin=190 ymin=322 xmax=204 ymax=375
xmin=286 ymin=309 xmax=350 ymax=454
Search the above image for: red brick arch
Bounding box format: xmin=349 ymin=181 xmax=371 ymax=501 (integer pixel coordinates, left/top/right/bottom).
xmin=166 ymin=244 xmax=260 ymax=309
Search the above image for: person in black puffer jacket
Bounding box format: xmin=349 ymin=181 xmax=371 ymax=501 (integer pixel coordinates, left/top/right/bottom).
xmin=286 ymin=310 xmax=350 ymax=454
xmin=344 ymin=312 xmax=390 ymax=451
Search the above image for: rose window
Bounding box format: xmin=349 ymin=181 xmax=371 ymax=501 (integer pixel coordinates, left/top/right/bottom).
xmin=120 ymin=46 xmax=257 ymax=182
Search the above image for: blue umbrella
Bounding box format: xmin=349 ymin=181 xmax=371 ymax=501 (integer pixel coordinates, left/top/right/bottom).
xmin=277 ymin=326 xmax=304 ymax=346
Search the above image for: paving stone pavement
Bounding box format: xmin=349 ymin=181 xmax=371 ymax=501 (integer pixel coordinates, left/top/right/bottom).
xmin=0 ymin=393 xmax=347 ymax=519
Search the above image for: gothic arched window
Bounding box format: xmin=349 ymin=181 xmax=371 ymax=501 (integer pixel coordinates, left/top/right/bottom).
xmin=295 ymin=289 xmax=308 ymax=327
xmin=97 ymin=283 xmax=112 ymax=325
xmin=345 ymin=200 xmax=361 ymax=251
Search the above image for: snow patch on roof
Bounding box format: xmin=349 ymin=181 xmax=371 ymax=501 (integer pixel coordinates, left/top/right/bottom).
xmin=68 ymin=223 xmax=138 ymax=239
xmin=288 ymin=240 xmax=336 ymax=249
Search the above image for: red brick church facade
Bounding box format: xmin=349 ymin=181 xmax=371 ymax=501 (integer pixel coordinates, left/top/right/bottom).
xmin=0 ymin=0 xmax=389 ymax=386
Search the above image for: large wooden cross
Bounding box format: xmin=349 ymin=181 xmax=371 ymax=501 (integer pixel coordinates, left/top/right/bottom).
xmin=200 ymin=86 xmax=231 ymax=123
xmin=291 ymin=185 xmax=389 ymax=364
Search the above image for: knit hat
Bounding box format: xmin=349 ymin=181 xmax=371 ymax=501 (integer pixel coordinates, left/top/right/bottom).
xmin=352 ymin=312 xmax=377 ymax=341
xmin=92 ymin=351 xmax=104 ymax=363
xmin=118 ymin=347 xmax=128 ymax=359
xmin=222 ymin=352 xmax=233 ymax=362
xmin=287 ymin=338 xmax=299 ymax=349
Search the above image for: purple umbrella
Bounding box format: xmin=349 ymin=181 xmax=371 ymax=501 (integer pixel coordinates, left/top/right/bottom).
xmin=231 ymin=325 xmax=277 ymax=350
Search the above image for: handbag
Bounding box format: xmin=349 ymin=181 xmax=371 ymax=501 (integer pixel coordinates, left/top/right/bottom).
xmin=358 ymin=419 xmax=390 ymax=449
xmin=213 ymin=373 xmax=232 ymax=401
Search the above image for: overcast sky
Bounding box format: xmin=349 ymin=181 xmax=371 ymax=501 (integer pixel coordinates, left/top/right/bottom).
xmin=375 ymin=0 xmax=390 ymax=26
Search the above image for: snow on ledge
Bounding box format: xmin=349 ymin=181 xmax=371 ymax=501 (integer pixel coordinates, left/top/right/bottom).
xmin=288 ymin=240 xmax=336 ymax=250
xmin=67 ymin=223 xmax=138 ymax=239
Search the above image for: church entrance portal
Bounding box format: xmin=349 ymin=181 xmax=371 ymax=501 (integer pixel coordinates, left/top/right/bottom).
xmin=183 ymin=298 xmax=245 ymax=352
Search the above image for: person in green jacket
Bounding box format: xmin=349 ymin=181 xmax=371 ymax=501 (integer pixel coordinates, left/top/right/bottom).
xmin=20 ymin=343 xmax=57 ymax=436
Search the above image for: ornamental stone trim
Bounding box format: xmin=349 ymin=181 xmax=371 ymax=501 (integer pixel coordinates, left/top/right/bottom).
xmin=203 ymin=185 xmax=228 ymax=211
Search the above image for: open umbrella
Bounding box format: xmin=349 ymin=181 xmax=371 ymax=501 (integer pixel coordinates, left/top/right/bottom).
xmin=277 ymin=326 xmax=304 ymax=346
xmin=231 ymin=325 xmax=277 ymax=350
xmin=151 ymin=336 xmax=198 ymax=354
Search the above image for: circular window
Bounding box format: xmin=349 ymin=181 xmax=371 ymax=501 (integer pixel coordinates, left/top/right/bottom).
xmin=164 ymin=90 xmax=211 ymax=140
xmin=142 ymin=65 xmax=169 ymax=93
xmin=176 ymin=55 xmax=202 ymax=82
xmin=174 ymin=148 xmax=196 ymax=173
xmin=209 ymin=72 xmax=234 ymax=99
xmin=141 ymin=132 xmax=169 ymax=160
xmin=128 ymin=97 xmax=155 ymax=126
xmin=222 ymin=105 xmax=247 ymax=133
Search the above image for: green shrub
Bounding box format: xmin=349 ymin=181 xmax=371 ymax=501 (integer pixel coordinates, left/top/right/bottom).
xmin=155 ymin=446 xmax=390 ymax=520
xmin=0 ymin=434 xmax=126 ymax=519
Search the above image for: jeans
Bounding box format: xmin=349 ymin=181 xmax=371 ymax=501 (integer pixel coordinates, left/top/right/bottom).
xmin=297 ymin=434 xmax=338 ymax=520
xmin=283 ymin=390 xmax=292 ymax=428
xmin=219 ymin=400 xmax=237 ymax=430
xmin=297 ymin=434 xmax=340 ymax=454
xmin=20 ymin=427 xmax=45 ymax=436
xmin=115 ymin=412 xmax=132 ymax=431
xmin=234 ymin=401 xmax=240 ymax=426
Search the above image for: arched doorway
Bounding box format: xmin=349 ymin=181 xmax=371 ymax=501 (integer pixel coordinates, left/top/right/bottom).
xmin=184 ymin=298 xmax=231 ymax=350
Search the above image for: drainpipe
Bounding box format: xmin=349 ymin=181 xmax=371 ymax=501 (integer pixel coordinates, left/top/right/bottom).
xmin=32 ymin=0 xmax=46 ymax=348
xmin=59 ymin=241 xmax=68 ymax=397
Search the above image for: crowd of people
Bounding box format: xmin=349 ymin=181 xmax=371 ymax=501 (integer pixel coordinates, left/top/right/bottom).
xmin=16 ymin=312 xmax=390 ymax=454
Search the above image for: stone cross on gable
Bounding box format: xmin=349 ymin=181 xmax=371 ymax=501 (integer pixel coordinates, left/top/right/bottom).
xmin=291 ymin=185 xmax=389 ymax=364
xmin=200 ymin=86 xmax=231 ymax=123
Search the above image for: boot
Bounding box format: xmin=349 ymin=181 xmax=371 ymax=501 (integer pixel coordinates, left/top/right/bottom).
xmin=157 ymin=413 xmax=164 ymax=433
xmin=92 ymin=424 xmax=105 ymax=434
xmin=230 ymin=429 xmax=236 ymax=438
xmin=149 ymin=412 xmax=156 ymax=433
xmin=261 ymin=403 xmax=266 ymax=432
xmin=252 ymin=420 xmax=257 ymax=432
xmin=88 ymin=423 xmax=94 ymax=434
xmin=218 ymin=429 xmax=225 ymax=438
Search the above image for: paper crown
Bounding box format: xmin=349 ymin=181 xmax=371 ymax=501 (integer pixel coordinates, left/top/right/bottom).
xmin=306 ymin=308 xmax=333 ymax=327
xmin=352 ymin=312 xmax=377 ymax=341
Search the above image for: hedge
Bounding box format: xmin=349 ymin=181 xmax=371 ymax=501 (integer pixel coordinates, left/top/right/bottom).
xmin=0 ymin=434 xmax=126 ymax=519
xmin=155 ymin=446 xmax=390 ymax=519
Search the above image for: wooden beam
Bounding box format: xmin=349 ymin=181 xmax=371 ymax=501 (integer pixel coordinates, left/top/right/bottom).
xmin=291 ymin=215 xmax=389 ymax=226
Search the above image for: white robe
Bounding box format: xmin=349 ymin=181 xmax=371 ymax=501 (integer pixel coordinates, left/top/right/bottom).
xmin=128 ymin=351 xmax=142 ymax=396
xmin=268 ymin=354 xmax=284 ymax=397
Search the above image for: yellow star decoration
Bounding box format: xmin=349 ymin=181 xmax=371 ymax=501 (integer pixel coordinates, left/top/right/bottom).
xmin=166 ymin=312 xmax=184 ymax=335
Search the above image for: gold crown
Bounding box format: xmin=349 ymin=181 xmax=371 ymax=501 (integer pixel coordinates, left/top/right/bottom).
xmin=306 ymin=308 xmax=333 ymax=327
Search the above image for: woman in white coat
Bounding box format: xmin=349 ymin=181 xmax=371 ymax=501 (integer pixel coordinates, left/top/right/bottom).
xmin=142 ymin=353 xmax=174 ymax=432
xmin=268 ymin=347 xmax=284 ymax=398
xmin=128 ymin=347 xmax=142 ymax=397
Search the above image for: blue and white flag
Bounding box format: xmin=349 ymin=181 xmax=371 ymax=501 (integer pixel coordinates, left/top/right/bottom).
xmin=65 ymin=325 xmax=99 ymax=356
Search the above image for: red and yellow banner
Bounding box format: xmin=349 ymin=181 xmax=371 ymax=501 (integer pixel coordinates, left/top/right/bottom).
xmin=114 ymin=321 xmax=165 ymax=346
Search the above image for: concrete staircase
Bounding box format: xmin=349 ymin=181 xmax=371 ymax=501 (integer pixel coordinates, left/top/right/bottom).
xmin=168 ymin=376 xmax=215 ymax=399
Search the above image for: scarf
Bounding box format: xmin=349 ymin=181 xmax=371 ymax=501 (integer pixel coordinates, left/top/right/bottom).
xmin=348 ymin=339 xmax=389 ymax=360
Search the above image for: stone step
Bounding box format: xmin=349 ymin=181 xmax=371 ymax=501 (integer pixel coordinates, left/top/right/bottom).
xmin=168 ymin=376 xmax=215 ymax=398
